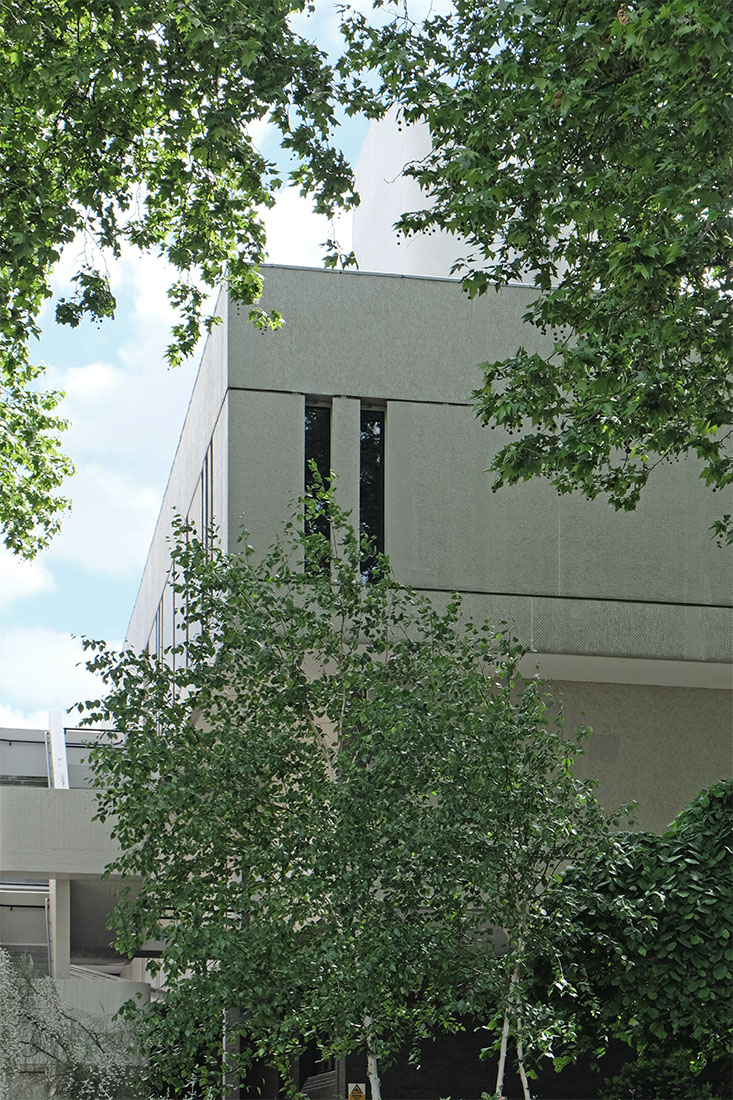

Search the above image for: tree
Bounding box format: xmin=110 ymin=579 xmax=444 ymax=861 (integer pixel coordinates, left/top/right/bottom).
xmin=551 ymin=779 xmax=733 ymax=1073
xmin=467 ymin=734 xmax=629 ymax=1100
xmin=0 ymin=948 xmax=143 ymax=1100
xmin=0 ymin=0 xmax=355 ymax=557
xmin=0 ymin=366 xmax=75 ymax=558
xmin=80 ymin=491 xmax=618 ymax=1099
xmin=343 ymin=0 xmax=733 ymax=539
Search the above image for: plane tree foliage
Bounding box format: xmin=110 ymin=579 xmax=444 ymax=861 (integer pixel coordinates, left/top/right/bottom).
xmin=0 ymin=0 xmax=355 ymax=557
xmin=5 ymin=0 xmax=731 ymax=558
xmin=343 ymin=0 xmax=733 ymax=540
xmin=81 ymin=493 xmax=618 ymax=1099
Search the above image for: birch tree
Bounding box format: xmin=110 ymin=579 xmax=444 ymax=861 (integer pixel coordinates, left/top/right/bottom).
xmin=82 ymin=491 xmax=616 ymax=1097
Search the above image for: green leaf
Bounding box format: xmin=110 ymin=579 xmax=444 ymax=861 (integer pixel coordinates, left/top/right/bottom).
xmin=82 ymin=491 xmax=619 ymax=1088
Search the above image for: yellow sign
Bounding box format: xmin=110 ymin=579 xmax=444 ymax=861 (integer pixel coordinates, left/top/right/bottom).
xmin=348 ymin=1084 xmax=366 ymax=1100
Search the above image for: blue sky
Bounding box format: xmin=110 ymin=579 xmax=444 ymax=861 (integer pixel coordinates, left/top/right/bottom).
xmin=0 ymin=1 xmax=370 ymax=729
xmin=0 ymin=192 xmax=359 ymax=730
xmin=0 ymin=0 xmax=460 ymax=729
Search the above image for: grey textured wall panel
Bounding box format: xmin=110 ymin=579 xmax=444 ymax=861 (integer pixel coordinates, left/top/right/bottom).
xmin=412 ymin=589 xmax=732 ymax=663
xmin=0 ymin=790 xmax=120 ymax=877
xmin=57 ymin=975 xmax=151 ymax=1017
xmin=228 ymin=266 xmax=551 ymax=404
xmin=386 ymin=401 xmax=731 ymax=610
xmin=227 ymin=389 xmax=304 ymax=555
xmin=386 ymin=401 xmax=562 ymax=593
xmin=553 ymin=680 xmax=732 ymax=832
xmin=331 ymin=397 xmax=361 ymax=523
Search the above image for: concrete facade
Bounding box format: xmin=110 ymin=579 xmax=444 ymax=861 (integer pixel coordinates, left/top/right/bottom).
xmin=4 ymin=259 xmax=730 ymax=1095
xmin=0 ymin=720 xmax=149 ymax=1085
xmin=119 ymin=262 xmax=732 ymax=1097
xmin=3 ymin=241 xmax=731 ymax=1097
xmin=128 ymin=264 xmax=732 ymax=834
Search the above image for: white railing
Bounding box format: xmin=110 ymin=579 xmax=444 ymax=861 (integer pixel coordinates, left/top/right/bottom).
xmin=0 ymin=718 xmax=120 ymax=790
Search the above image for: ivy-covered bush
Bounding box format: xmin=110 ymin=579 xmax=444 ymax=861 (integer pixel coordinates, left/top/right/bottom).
xmin=600 ymin=1048 xmax=723 ymax=1100
xmin=550 ymin=779 xmax=733 ymax=1070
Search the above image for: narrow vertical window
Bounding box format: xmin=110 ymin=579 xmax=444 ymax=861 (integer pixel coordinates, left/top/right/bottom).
xmin=170 ymin=578 xmax=176 ymax=683
xmin=360 ymin=407 xmax=385 ymax=579
xmin=305 ymin=403 xmax=331 ymax=547
xmin=200 ymin=440 xmax=214 ymax=550
xmin=152 ymin=595 xmax=164 ymax=660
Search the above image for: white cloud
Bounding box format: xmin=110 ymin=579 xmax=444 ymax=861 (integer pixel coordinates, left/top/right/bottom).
xmin=0 ymin=703 xmax=49 ymax=731
xmin=118 ymin=246 xmax=179 ymax=327
xmin=248 ymin=113 xmax=276 ymax=151
xmin=47 ymin=463 xmax=161 ymax=578
xmin=61 ymin=360 xmax=123 ymax=405
xmin=47 ymin=354 xmax=197 ymax=485
xmin=47 ymin=236 xmax=91 ymax=298
xmin=0 ymin=627 xmax=109 ymax=715
xmin=0 ymin=548 xmax=55 ymax=609
xmin=262 ymin=188 xmax=352 ymax=267
xmin=41 ymin=252 xmax=200 ymax=546
xmin=115 ymin=248 xmax=213 ymax=384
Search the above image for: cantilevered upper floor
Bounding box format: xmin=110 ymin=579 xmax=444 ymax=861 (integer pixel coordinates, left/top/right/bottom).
xmin=123 ymin=265 xmax=732 ymax=832
xmin=128 ymin=265 xmax=732 ymax=664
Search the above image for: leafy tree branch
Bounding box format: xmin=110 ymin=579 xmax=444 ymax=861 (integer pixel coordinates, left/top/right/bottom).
xmin=342 ymin=0 xmax=733 ymax=539
xmin=0 ymin=0 xmax=357 ymax=555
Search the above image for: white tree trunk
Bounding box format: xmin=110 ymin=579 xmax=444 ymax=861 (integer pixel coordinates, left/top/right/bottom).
xmin=495 ymin=956 xmax=524 ymax=1099
xmin=364 ymin=1016 xmax=381 ymax=1100
xmin=494 ymin=1012 xmax=510 ymax=1099
xmin=516 ymin=1033 xmax=532 ymax=1100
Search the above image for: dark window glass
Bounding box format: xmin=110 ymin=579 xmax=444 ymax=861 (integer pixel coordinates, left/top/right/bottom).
xmin=305 ymin=404 xmax=331 ymax=549
xmin=360 ymin=408 xmax=385 ymax=579
xmin=200 ymin=440 xmax=214 ymax=550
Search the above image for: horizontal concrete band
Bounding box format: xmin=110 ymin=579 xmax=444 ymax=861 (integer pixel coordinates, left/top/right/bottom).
xmin=522 ymin=653 xmax=733 ymax=690
xmin=0 ymin=788 xmax=119 ymax=878
xmin=410 ymin=589 xmax=732 ymax=665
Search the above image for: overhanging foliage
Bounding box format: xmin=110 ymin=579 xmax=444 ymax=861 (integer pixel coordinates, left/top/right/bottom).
xmin=343 ymin=0 xmax=733 ymax=539
xmin=0 ymin=0 xmax=355 ymax=556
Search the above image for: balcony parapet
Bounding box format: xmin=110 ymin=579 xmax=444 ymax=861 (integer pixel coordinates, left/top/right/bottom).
xmin=0 ymin=788 xmax=120 ymax=878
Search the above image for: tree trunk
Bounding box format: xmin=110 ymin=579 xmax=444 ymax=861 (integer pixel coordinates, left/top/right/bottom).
xmin=516 ymin=1032 xmax=532 ymax=1100
xmin=494 ymin=1012 xmax=510 ymax=1099
xmin=494 ymin=956 xmax=523 ymax=1099
xmin=364 ymin=1016 xmax=381 ymax=1100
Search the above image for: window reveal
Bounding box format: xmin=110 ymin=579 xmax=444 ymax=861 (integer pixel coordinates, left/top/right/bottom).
xmin=200 ymin=440 xmax=214 ymax=550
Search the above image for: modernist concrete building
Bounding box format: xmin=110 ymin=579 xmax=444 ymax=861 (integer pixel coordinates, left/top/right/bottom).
xmin=125 ymin=261 xmax=731 ymax=1097
xmin=2 ymin=116 xmax=732 ymax=1097
xmin=0 ymin=717 xmax=152 ymax=1095
xmin=129 ymin=263 xmax=732 ymax=835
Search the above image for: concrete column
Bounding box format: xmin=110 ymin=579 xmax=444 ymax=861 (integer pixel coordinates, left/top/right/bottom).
xmin=49 ymin=877 xmax=71 ymax=978
xmin=48 ymin=711 xmax=69 ymax=789
xmin=331 ymin=397 xmax=361 ymax=528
